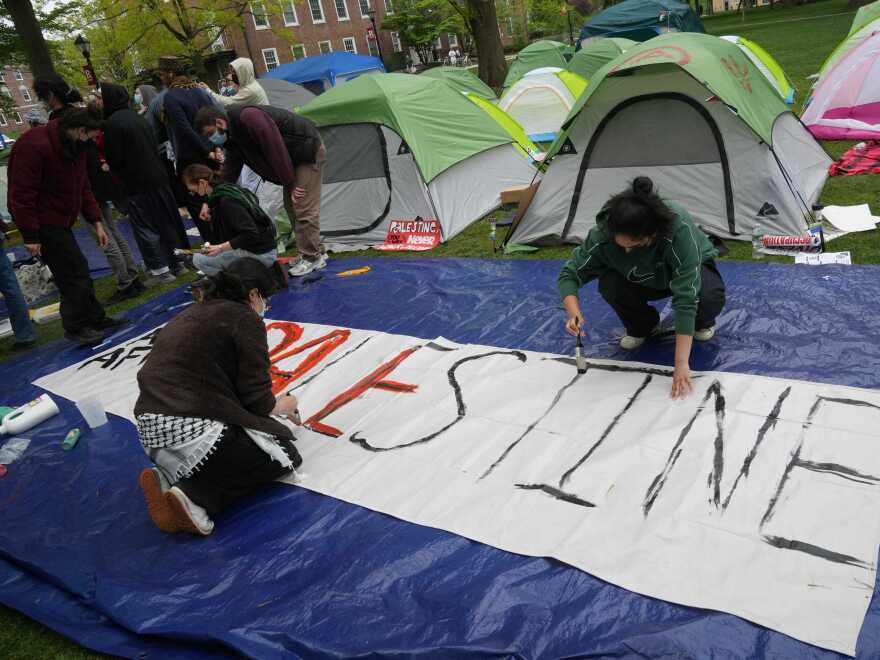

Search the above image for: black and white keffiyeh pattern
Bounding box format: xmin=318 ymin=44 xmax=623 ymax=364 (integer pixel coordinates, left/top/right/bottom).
xmin=137 ymin=414 xmax=215 ymax=449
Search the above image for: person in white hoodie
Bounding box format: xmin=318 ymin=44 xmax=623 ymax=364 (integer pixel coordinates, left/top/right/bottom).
xmin=202 ymin=58 xmax=269 ymax=107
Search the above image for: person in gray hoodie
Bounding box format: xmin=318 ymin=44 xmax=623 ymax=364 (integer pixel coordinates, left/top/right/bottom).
xmin=201 ymin=58 xmax=269 ymax=107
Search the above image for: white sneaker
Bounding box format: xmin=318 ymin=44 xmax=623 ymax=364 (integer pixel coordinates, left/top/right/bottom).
xmin=166 ymin=487 xmax=214 ymax=536
xmin=619 ymin=323 xmax=661 ymax=351
xmin=288 ymin=254 xmax=328 ymax=277
xmin=694 ymin=326 xmax=716 ymax=342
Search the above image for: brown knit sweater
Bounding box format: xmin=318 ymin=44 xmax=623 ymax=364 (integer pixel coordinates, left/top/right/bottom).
xmin=134 ymin=299 xmax=292 ymax=439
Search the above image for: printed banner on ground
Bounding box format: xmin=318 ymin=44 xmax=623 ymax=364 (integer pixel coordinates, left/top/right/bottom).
xmin=35 ymin=320 xmax=880 ymax=656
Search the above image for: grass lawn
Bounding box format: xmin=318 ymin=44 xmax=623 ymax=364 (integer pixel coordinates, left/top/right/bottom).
xmin=1 ymin=0 xmax=877 ymax=654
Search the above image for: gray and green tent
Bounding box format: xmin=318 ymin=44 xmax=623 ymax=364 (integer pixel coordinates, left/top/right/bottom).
xmin=420 ymin=66 xmax=496 ymax=100
xmin=298 ymin=73 xmax=539 ymax=247
xmin=579 ymin=0 xmax=704 ymax=43
xmin=503 ymin=40 xmax=574 ymax=89
xmin=507 ymin=33 xmax=830 ymax=246
xmin=567 ymin=38 xmax=635 ymax=82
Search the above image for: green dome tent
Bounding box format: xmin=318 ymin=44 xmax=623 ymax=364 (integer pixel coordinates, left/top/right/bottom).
xmin=720 ymin=36 xmax=795 ymax=105
xmin=503 ymin=40 xmax=574 ymax=89
xmin=567 ymin=38 xmax=635 ymax=82
xmin=420 ymin=66 xmax=496 ymax=100
xmin=506 ymin=33 xmax=830 ymax=247
xmin=298 ymin=74 xmax=539 ymax=247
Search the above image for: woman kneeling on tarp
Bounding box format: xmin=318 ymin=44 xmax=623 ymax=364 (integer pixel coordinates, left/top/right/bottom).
xmin=558 ymin=177 xmax=726 ymax=400
xmin=181 ymin=163 xmax=278 ymax=276
xmin=135 ymin=258 xmax=300 ymax=536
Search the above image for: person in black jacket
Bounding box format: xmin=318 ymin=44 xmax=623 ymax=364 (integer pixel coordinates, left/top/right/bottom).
xmin=181 ymin=164 xmax=278 ymax=275
xmin=101 ymin=82 xmax=186 ymax=284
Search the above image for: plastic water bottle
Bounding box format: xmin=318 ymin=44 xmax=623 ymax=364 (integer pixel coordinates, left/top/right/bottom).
xmin=751 ymin=224 xmax=764 ymax=260
xmin=0 ymin=394 xmax=59 ymax=435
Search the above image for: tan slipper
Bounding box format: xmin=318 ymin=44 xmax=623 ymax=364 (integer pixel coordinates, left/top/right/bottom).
xmin=165 ymin=487 xmax=214 ymax=537
xmin=139 ymin=468 xmax=181 ymax=533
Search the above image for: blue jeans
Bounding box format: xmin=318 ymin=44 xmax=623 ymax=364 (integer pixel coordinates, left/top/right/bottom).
xmin=0 ymin=239 xmax=36 ymax=344
xmin=192 ymin=249 xmax=277 ymax=276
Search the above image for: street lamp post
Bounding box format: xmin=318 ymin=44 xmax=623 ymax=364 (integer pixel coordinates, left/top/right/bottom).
xmin=74 ymin=34 xmax=98 ymax=87
xmin=365 ymin=8 xmax=384 ymax=61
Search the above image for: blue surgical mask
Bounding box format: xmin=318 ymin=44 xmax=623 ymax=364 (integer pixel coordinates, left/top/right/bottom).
xmin=209 ymin=130 xmax=227 ymax=146
xmin=134 ymin=91 xmax=142 ymax=106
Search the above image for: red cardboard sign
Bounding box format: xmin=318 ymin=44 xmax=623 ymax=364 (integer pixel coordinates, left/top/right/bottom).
xmin=377 ymin=218 xmax=441 ymax=251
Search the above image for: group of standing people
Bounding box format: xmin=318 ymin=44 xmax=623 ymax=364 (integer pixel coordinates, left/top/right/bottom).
xmin=3 ymin=54 xmax=328 ymax=347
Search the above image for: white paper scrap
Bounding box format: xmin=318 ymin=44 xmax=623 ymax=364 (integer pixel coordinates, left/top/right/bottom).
xmin=795 ymin=251 xmax=852 ymax=265
xmin=823 ymin=205 xmax=878 ymax=233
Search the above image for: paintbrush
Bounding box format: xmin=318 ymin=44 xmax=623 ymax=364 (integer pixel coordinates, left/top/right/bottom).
xmin=575 ymin=320 xmax=587 ymax=374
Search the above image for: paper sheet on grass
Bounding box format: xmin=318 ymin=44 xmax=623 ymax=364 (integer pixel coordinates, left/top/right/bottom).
xmin=795 ymin=251 xmax=852 ymax=265
xmin=34 ymin=321 xmax=880 ymax=656
xmin=823 ymin=204 xmax=879 ymax=233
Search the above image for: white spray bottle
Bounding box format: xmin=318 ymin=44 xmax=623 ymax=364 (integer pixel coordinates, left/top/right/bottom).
xmin=0 ymin=394 xmax=60 ymax=435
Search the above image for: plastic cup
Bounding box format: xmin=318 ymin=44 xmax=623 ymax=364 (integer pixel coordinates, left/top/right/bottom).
xmin=75 ymin=396 xmax=108 ymax=429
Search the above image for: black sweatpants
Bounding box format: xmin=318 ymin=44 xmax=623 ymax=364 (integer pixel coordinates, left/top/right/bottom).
xmin=127 ymin=187 xmax=187 ymax=272
xmin=176 ymin=425 xmax=302 ymax=517
xmin=39 ymin=225 xmax=107 ymax=334
xmin=598 ymin=261 xmax=726 ymax=338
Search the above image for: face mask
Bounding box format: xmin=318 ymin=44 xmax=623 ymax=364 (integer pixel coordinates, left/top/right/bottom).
xmin=134 ymin=92 xmax=142 ymax=106
xmin=209 ymin=130 xmax=227 ymax=146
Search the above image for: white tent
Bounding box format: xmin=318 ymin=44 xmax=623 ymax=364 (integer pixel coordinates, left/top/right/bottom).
xmin=498 ymin=68 xmax=581 ymax=142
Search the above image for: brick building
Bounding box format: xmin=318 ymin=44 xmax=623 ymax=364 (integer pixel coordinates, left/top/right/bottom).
xmin=0 ymin=65 xmax=42 ymax=133
xmin=222 ymin=1 xmax=519 ymax=77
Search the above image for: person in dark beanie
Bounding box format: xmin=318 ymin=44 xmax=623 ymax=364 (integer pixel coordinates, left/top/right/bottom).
xmin=156 ymin=56 xmax=218 ymax=240
xmin=101 ymin=82 xmax=186 ymax=284
xmin=33 ymin=74 xmax=82 ymax=120
xmin=135 ymin=258 xmax=299 ymax=536
xmin=194 ymin=105 xmax=327 ymax=277
xmin=7 ymin=109 xmax=129 ymax=345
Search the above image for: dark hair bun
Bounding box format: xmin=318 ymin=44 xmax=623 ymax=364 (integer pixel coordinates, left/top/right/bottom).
xmin=65 ymin=87 xmax=83 ymax=104
xmin=211 ymin=270 xmax=249 ymax=302
xmin=632 ymin=176 xmax=653 ymax=197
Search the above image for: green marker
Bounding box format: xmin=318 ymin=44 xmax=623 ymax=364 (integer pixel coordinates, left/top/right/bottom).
xmin=62 ymin=428 xmax=81 ymax=451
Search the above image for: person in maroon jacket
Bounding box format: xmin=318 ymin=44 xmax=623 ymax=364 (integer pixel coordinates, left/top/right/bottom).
xmin=7 ymin=109 xmax=129 ymax=345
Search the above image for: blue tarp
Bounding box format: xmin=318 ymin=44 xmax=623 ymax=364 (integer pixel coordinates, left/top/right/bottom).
xmin=263 ymin=53 xmax=385 ymax=90
xmin=1 ymin=257 xmax=879 ymax=658
xmin=580 ymin=0 xmax=705 ymax=43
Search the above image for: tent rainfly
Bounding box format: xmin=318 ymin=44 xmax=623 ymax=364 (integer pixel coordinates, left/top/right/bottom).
xmin=815 ymin=0 xmax=880 ymax=84
xmin=579 ymin=0 xmax=704 ymax=44
xmin=499 ymin=68 xmax=587 ymax=142
xmin=803 ymin=31 xmax=880 ymax=140
xmin=420 ymin=66 xmax=497 ymax=99
xmin=503 ymin=40 xmax=573 ymax=89
xmin=263 ymin=53 xmax=385 ymax=93
xmin=720 ymin=36 xmax=795 ymax=105
xmin=297 ymin=74 xmax=539 ymax=248
xmin=567 ymin=38 xmax=635 ymax=82
xmin=506 ymin=33 xmax=830 ymax=247
xmin=257 ymin=79 xmax=316 ymax=110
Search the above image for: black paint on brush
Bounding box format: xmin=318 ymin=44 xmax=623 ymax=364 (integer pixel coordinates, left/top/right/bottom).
xmin=479 ymin=371 xmax=583 ymax=481
xmin=722 ymin=387 xmax=792 ymax=510
xmin=643 ymin=380 xmax=723 ymax=517
xmin=558 ymin=374 xmax=653 ymax=488
xmin=763 ymin=535 xmax=872 ymax=569
xmin=290 ymin=336 xmax=373 ymax=392
xmin=348 ymin=350 xmax=526 ymax=453
xmin=515 ymin=483 xmax=596 ymax=508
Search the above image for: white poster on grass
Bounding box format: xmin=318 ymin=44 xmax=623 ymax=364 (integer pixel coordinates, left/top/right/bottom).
xmin=35 ymin=320 xmax=880 ymax=656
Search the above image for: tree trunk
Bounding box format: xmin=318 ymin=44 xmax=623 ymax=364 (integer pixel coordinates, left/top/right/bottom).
xmin=466 ymin=0 xmax=506 ymax=88
xmin=2 ymin=0 xmax=55 ymax=77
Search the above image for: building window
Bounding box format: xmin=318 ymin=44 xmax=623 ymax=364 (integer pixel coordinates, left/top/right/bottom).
xmin=335 ymin=0 xmax=349 ymax=20
xmin=252 ymin=3 xmax=270 ymax=29
xmin=384 ymin=0 xmax=393 ymax=13
xmin=14 ymin=70 xmax=23 ymax=81
xmin=308 ymin=0 xmax=326 ymax=23
xmin=292 ymin=43 xmax=307 ymax=59
xmin=343 ymin=37 xmax=357 ymax=53
xmin=391 ymin=32 xmax=402 ymax=53
xmin=13 ymin=111 xmax=23 ymax=124
xmin=262 ymin=48 xmax=280 ymax=71
xmin=20 ymin=86 xmax=31 ymax=102
xmin=359 ymin=0 xmax=370 ymax=17
xmin=367 ymin=39 xmax=379 ymax=57
xmin=434 ymin=36 xmax=442 ymax=49
xmin=282 ymin=1 xmax=299 ymax=25
xmin=448 ymin=33 xmax=458 ymax=47
xmin=0 ymin=112 xmax=6 ymax=127
xmin=1 ymin=86 xmax=11 ymax=98
xmin=319 ymin=40 xmax=333 ymax=54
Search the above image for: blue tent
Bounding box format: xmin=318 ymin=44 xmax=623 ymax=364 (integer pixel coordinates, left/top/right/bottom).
xmin=579 ymin=0 xmax=704 ymax=44
xmin=263 ymin=52 xmax=385 ymax=93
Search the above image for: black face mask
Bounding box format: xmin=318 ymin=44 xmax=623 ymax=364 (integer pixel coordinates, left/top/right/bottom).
xmin=230 ymin=70 xmax=239 ymax=85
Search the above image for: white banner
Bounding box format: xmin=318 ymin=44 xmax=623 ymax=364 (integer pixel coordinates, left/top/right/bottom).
xmin=35 ymin=320 xmax=880 ymax=655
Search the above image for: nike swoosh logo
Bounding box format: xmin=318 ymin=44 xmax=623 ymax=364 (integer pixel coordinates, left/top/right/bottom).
xmin=627 ymin=267 xmax=654 ymax=283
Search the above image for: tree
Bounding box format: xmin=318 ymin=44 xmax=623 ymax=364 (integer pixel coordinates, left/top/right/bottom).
xmin=443 ymin=0 xmax=508 ymax=87
xmin=382 ymin=0 xmax=459 ymax=65
xmin=0 ymin=0 xmax=75 ymax=76
xmin=528 ymin=0 xmax=588 ymax=41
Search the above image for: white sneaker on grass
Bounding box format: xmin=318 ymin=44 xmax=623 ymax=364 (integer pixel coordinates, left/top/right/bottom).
xmin=694 ymin=326 xmax=716 ymax=342
xmin=288 ymin=254 xmax=328 ymax=277
xmin=619 ymin=323 xmax=661 ymax=351
xmin=166 ymin=487 xmax=214 ymax=536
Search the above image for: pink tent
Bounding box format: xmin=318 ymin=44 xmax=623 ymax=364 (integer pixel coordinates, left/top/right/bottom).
xmin=803 ymin=31 xmax=880 ymax=140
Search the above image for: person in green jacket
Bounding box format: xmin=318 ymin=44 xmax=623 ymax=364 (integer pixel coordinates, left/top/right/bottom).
xmin=558 ymin=177 xmax=726 ymax=399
